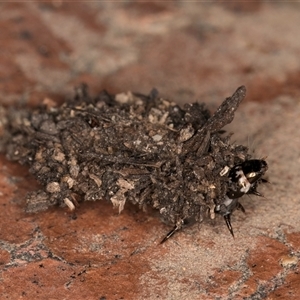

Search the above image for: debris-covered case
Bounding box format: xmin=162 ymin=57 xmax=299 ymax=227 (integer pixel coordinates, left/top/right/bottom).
xmin=0 ymin=85 xmax=268 ymax=241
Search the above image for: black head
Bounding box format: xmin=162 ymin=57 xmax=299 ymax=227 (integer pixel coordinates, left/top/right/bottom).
xmin=219 ymin=158 xmax=268 ymax=237
xmin=240 ymin=159 xmax=268 ymax=184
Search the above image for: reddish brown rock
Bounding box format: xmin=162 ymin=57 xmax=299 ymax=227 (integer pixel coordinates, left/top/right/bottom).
xmin=237 ymin=236 xmax=289 ymax=298
xmin=1 ymin=2 xmax=300 ymax=299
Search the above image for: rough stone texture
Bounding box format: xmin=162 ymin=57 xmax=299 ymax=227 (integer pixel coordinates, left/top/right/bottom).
xmin=0 ymin=2 xmax=300 ymax=299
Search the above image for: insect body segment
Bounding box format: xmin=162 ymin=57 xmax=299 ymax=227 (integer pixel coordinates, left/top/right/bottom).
xmin=215 ymin=159 xmax=268 ymax=237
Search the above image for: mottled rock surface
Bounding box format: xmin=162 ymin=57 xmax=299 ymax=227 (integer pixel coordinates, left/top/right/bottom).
xmin=0 ymin=2 xmax=300 ymax=299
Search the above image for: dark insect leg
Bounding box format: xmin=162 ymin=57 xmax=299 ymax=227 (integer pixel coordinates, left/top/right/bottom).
xmin=251 ymin=190 xmax=264 ymax=197
xmin=236 ymin=202 xmax=246 ymax=213
xmin=160 ymin=221 xmax=184 ymax=244
xmin=224 ymin=214 xmax=235 ymax=238
xmin=160 ymin=226 xmax=178 ymax=244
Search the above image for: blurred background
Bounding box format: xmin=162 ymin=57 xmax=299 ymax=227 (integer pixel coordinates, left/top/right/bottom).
xmin=1 ymin=1 xmax=300 ymax=108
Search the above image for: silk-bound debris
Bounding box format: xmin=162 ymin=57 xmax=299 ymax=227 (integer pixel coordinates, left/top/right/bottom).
xmin=0 ymin=85 xmax=267 ymax=241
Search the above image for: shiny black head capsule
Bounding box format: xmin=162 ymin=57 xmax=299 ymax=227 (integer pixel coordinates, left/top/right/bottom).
xmin=227 ymin=159 xmax=268 ymax=199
